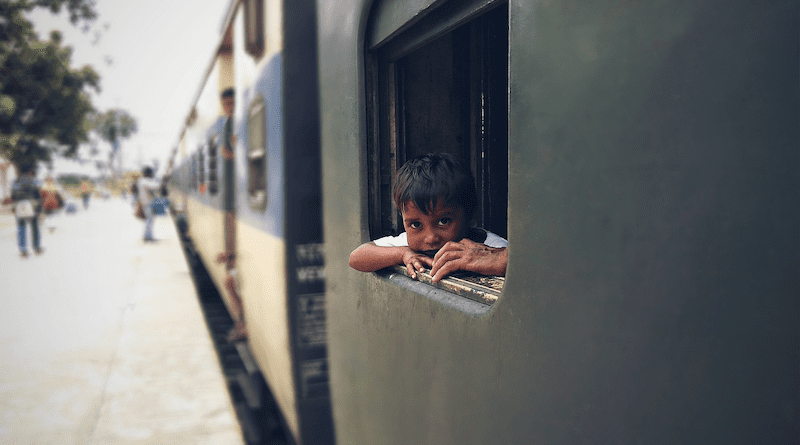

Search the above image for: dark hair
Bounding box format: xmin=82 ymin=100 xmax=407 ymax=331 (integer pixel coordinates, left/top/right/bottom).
xmin=221 ymin=87 xmax=235 ymax=99
xmin=392 ymin=153 xmax=477 ymax=221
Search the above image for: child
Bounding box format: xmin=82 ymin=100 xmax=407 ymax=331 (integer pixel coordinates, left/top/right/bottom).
xmin=349 ymin=153 xmax=508 ymax=282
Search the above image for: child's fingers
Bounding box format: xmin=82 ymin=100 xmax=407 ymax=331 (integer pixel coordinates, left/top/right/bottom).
xmin=431 ymin=259 xmax=462 ymax=282
xmin=406 ymin=256 xmax=433 ymax=279
xmin=430 ymin=248 xmax=473 ymax=281
xmin=418 ymin=256 xmax=434 ymax=270
xmin=406 ymin=261 xmax=420 ymax=279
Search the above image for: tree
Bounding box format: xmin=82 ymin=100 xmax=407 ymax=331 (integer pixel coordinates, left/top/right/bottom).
xmin=0 ymin=0 xmax=100 ymax=171
xmin=91 ymin=108 xmax=137 ymax=173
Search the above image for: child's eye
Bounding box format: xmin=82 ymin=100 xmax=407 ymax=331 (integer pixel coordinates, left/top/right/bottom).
xmin=437 ymin=217 xmax=451 ymax=226
xmin=409 ymin=221 xmax=422 ymax=229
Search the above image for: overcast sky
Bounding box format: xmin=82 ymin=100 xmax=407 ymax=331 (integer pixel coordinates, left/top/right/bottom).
xmin=28 ymin=0 xmax=232 ymax=175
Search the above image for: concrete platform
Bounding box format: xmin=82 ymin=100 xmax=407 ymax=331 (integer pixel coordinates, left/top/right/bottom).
xmin=0 ymin=198 xmax=244 ymax=444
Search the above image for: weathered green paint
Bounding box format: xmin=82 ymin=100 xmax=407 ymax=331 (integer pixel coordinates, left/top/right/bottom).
xmin=319 ymin=0 xmax=798 ymax=443
xmin=367 ymin=0 xmax=442 ymax=47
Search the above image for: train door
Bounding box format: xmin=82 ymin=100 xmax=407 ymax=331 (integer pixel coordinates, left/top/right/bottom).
xmin=221 ymin=90 xmax=236 ymax=259
xmin=282 ymin=1 xmax=334 ymax=441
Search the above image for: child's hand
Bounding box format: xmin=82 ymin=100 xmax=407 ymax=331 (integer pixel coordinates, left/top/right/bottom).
xmin=429 ymin=239 xmax=507 ymax=282
xmin=401 ymin=249 xmax=434 ymax=280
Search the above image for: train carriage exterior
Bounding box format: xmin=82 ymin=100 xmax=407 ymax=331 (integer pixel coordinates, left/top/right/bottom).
xmin=318 ymin=0 xmax=798 ymax=444
xmin=170 ymin=1 xmax=332 ymax=444
xmin=166 ymin=0 xmax=798 ymax=443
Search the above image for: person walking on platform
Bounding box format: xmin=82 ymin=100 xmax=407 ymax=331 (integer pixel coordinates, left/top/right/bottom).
xmin=40 ymin=176 xmax=62 ymax=215
xmin=80 ymin=178 xmax=92 ymax=209
xmin=12 ymin=163 xmax=43 ymax=257
xmin=40 ymin=176 xmax=63 ymax=233
xmin=137 ymin=166 xmax=160 ymax=242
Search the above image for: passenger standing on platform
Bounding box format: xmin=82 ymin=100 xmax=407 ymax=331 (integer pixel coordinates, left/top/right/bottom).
xmin=137 ymin=166 xmax=160 ymax=242
xmin=219 ymin=87 xmax=246 ymax=342
xmin=80 ymin=178 xmax=92 ymax=209
xmin=40 ymin=176 xmax=63 ymax=233
xmin=40 ymin=176 xmax=62 ymax=215
xmin=12 ymin=163 xmax=43 ymax=257
xmin=349 ymin=153 xmax=508 ymax=282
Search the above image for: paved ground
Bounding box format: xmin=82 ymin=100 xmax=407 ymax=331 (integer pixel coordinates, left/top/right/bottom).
xmin=0 ymin=198 xmax=244 ymax=444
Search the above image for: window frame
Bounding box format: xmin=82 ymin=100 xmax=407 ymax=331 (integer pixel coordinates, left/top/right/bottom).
xmin=197 ymin=146 xmax=206 ymax=193
xmin=243 ymin=0 xmax=264 ymax=59
xmin=207 ymin=135 xmax=219 ymax=195
xmin=363 ymin=0 xmax=509 ymax=304
xmin=190 ymin=152 xmax=198 ymax=191
xmin=365 ymin=0 xmax=509 ymax=240
xmin=247 ymin=95 xmax=268 ymax=210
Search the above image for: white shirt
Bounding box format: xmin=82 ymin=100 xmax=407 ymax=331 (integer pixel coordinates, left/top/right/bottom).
xmin=137 ymin=177 xmax=161 ymax=206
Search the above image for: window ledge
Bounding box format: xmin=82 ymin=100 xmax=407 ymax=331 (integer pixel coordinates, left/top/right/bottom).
xmin=381 ymin=265 xmax=503 ymax=307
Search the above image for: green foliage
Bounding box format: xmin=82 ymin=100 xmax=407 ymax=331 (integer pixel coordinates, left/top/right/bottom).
xmin=91 ymin=108 xmax=138 ymax=145
xmin=90 ymin=108 xmax=138 ymax=172
xmin=57 ymin=173 xmax=88 ymax=186
xmin=0 ymin=0 xmax=99 ymax=169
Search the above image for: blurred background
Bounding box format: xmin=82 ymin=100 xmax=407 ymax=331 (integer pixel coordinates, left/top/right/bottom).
xmin=2 ymin=0 xmax=230 ymax=200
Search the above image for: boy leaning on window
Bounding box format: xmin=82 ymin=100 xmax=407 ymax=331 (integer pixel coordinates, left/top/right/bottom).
xmin=350 ymin=153 xmax=508 ymax=282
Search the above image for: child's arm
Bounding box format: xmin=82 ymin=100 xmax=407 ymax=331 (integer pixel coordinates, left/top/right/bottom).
xmin=429 ymin=238 xmax=508 ymax=282
xmin=349 ymin=242 xmax=434 ymax=279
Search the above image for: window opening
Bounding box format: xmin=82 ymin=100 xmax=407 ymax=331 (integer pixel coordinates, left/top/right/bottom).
xmin=197 ymin=146 xmax=206 ymax=193
xmin=244 ymin=0 xmax=264 ymax=58
xmin=247 ymin=96 xmax=267 ymax=210
xmin=190 ymin=153 xmax=198 ymax=191
xmin=367 ymin=1 xmax=508 ymax=240
xmin=208 ymin=136 xmax=219 ymax=195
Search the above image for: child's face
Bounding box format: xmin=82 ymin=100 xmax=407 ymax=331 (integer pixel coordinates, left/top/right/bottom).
xmin=401 ymin=200 xmax=468 ymax=255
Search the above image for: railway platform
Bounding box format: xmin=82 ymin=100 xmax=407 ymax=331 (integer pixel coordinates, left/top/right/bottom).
xmin=0 ymin=197 xmax=244 ymax=444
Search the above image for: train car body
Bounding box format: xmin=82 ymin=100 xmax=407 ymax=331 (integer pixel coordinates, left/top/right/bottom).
xmin=170 ymin=1 xmax=332 ymax=444
xmin=318 ymin=0 xmax=798 ymax=444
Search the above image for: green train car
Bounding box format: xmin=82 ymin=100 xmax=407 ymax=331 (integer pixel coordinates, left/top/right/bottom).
xmin=318 ymin=0 xmax=798 ymax=444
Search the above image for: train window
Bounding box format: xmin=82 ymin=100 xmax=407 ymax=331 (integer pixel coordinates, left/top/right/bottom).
xmin=366 ymin=2 xmax=508 ymax=245
xmin=243 ymin=0 xmax=264 ymax=58
xmin=197 ymin=147 xmax=206 ymax=193
xmin=190 ymin=153 xmax=197 ymax=191
xmin=208 ymin=136 xmax=219 ymax=195
xmin=247 ymin=96 xmax=267 ymax=210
